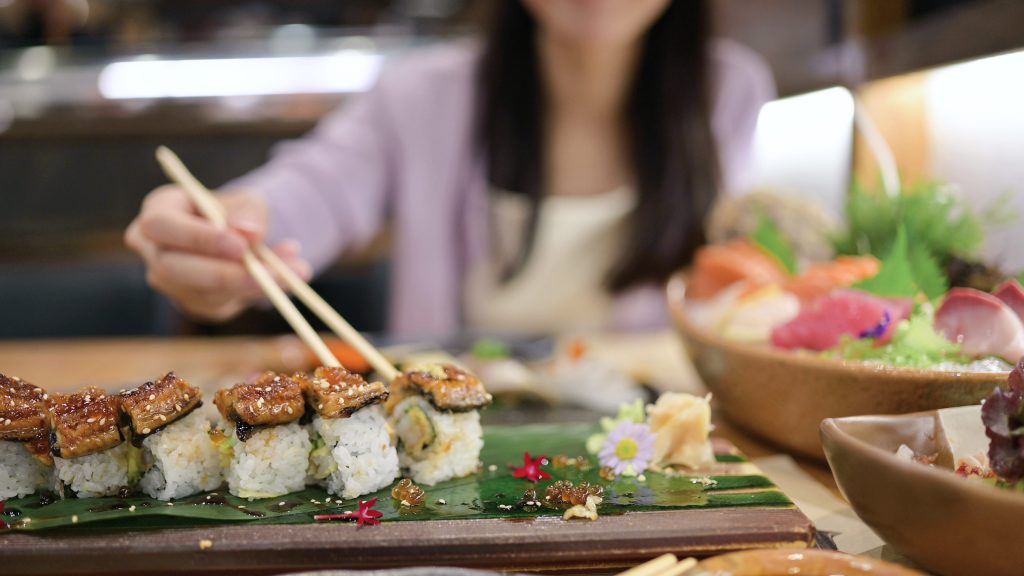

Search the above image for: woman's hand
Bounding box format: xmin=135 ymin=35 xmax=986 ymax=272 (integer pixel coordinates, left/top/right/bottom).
xmin=125 ymin=185 xmax=313 ymax=322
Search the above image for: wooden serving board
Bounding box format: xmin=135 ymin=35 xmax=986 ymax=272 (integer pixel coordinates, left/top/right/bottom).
xmin=2 ymin=427 xmax=814 ymax=575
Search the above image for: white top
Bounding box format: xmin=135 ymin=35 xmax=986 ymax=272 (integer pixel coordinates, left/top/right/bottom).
xmin=464 ymin=187 xmax=637 ymax=333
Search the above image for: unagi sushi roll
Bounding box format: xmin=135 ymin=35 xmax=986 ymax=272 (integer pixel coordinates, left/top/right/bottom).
xmin=0 ymin=374 xmax=53 ymax=499
xmin=386 ymin=364 xmax=492 ymax=485
xmin=47 ymin=386 xmax=130 ymax=497
xmin=119 ymin=372 xmax=221 ymax=500
xmin=214 ymin=373 xmax=310 ymax=499
xmin=298 ymin=367 xmax=399 ymax=499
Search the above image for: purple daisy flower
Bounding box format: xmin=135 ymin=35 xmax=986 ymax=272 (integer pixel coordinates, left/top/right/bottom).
xmin=599 ymin=421 xmax=656 ymax=477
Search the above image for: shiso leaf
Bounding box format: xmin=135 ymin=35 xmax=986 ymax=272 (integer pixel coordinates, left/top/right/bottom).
xmin=907 ymin=244 xmax=949 ymax=301
xmin=852 ymin=226 xmax=919 ymax=297
xmin=752 ymin=214 xmax=798 ymax=275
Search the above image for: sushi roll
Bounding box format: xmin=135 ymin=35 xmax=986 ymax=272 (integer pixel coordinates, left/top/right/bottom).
xmin=119 ymin=372 xmax=222 ymax=500
xmin=214 ymin=372 xmax=310 ymax=499
xmin=386 ymin=364 xmax=492 ymax=485
xmin=0 ymin=374 xmax=53 ymax=499
xmin=297 ymin=366 xmax=399 ymax=499
xmin=47 ymin=386 xmax=130 ymax=498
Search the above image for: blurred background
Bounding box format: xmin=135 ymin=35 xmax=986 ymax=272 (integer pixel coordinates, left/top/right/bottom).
xmin=1 ymin=0 xmax=1022 ymax=340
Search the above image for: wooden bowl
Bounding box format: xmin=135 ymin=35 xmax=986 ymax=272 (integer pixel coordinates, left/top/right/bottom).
xmin=821 ymin=412 xmax=1024 ymax=576
xmin=667 ymin=273 xmax=1006 ymax=459
xmin=685 ymin=549 xmax=924 ymax=576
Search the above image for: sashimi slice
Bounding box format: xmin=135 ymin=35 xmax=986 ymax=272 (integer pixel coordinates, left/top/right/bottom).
xmin=994 ymin=279 xmax=1024 ymax=323
xmin=935 ymin=288 xmax=1024 ymax=362
xmin=687 ymin=239 xmax=788 ymax=300
xmin=770 ymin=290 xmax=908 ymax=351
xmin=783 ymin=255 xmax=881 ymax=303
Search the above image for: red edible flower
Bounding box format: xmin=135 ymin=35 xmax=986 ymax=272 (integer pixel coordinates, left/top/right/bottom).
xmin=0 ymin=501 xmax=7 ymax=530
xmin=512 ymin=451 xmax=551 ymax=482
xmin=314 ymin=498 xmax=384 ymax=526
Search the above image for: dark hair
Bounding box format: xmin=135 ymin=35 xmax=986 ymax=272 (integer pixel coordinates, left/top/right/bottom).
xmin=478 ymin=0 xmax=718 ymax=292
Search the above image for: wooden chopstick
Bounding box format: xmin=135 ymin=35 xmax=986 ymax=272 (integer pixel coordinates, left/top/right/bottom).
xmin=155 ymin=146 xmax=401 ymax=380
xmin=155 ymin=146 xmax=341 ymax=369
xmin=254 ymin=244 xmax=399 ymax=381
xmin=616 ymin=554 xmax=698 ymax=576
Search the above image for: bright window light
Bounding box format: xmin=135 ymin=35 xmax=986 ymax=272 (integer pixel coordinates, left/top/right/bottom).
xmin=98 ymin=51 xmax=384 ymax=99
xmin=749 ymin=86 xmax=855 ymax=220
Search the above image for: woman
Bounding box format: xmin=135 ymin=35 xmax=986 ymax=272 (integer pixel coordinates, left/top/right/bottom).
xmin=125 ymin=0 xmax=774 ymax=337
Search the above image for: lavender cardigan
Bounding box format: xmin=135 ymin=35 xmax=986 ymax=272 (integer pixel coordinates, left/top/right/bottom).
xmin=229 ymin=40 xmax=775 ymax=338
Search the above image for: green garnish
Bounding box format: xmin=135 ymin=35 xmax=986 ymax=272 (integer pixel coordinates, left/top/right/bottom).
xmin=827 ymin=306 xmax=968 ymax=368
xmin=833 ymin=180 xmax=986 ymax=264
xmin=907 ymin=243 xmax=949 ymax=300
xmin=471 ymin=338 xmax=511 ymax=360
xmin=752 ymin=214 xmax=798 ymax=275
xmin=852 ymin=226 xmax=947 ymax=300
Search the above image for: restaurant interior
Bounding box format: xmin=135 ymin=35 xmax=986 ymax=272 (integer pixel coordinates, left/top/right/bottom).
xmin=2 ymin=1 xmax=1024 ymax=575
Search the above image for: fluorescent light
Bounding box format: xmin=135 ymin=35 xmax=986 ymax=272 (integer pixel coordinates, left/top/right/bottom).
xmin=98 ymin=51 xmax=383 ymax=99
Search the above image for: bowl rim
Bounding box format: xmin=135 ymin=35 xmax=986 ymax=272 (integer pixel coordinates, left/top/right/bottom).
xmin=665 ymin=271 xmax=1011 ymax=383
xmin=820 ymin=412 xmax=1024 ymax=510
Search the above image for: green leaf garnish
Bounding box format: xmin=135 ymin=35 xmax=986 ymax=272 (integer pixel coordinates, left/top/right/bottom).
xmin=907 ymin=244 xmax=949 ymax=301
xmin=752 ymin=215 xmax=797 ymax=275
xmin=853 ymin=226 xmax=919 ymax=297
xmin=1017 ymin=270 xmax=1024 ymax=286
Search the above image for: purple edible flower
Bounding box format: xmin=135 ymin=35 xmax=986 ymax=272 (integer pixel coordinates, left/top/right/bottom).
xmin=599 ymin=421 xmax=656 ymax=477
xmin=859 ymin=309 xmax=892 ymax=339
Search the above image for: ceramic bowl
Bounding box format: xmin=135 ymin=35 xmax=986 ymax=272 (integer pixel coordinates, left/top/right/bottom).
xmin=685 ymin=549 xmax=924 ymax=576
xmin=821 ymin=412 xmax=1024 ymax=576
xmin=667 ymin=273 xmax=1007 ymax=459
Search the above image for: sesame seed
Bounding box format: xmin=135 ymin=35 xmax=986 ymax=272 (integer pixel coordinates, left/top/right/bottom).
xmin=158 ymin=415 xmax=167 ymax=422
xmin=149 ymin=394 xmax=156 ymax=401
xmin=99 ymin=418 xmax=106 ymax=425
xmin=167 ymin=502 xmax=174 ymax=506
xmin=129 ymin=505 xmax=136 ymax=512
xmin=437 ymin=499 xmax=447 ymax=505
xmin=279 ymin=501 xmax=286 ymax=506
xmin=317 ymin=404 xmax=324 ymax=410
xmin=142 ymin=427 xmax=151 ymax=434
xmin=286 ymin=406 xmax=294 ymax=414
xmin=71 ymin=515 xmax=79 ymax=523
xmin=237 ymin=505 xmax=245 ymax=509
xmin=199 ymin=539 xmax=213 ymax=551
xmin=183 ymin=394 xmax=190 ymax=401
xmin=3 ymin=419 xmax=10 ymax=426
xmin=325 ymin=498 xmax=332 ymax=503
xmin=86 ymin=417 xmax=96 ymax=423
xmin=33 ymin=388 xmax=42 ymax=394
xmin=119 ymin=389 xmax=126 ymax=394
xmin=488 ymin=464 xmax=497 ymax=472
xmin=145 ymin=405 xmax=152 ymax=411
xmin=174 ymin=403 xmax=181 ymax=412
xmin=42 ymin=394 xmax=48 ymax=400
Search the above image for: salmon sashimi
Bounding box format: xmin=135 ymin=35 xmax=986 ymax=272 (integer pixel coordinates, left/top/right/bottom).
xmin=687 ymin=239 xmax=789 ymax=300
xmin=783 ymin=255 xmax=881 ymax=303
xmin=46 ymin=387 xmax=123 ymax=459
xmin=0 ymin=374 xmax=48 ymax=442
xmin=296 ymin=366 xmax=388 ymax=419
xmin=387 ymin=364 xmax=492 ymax=413
xmin=119 ymin=371 xmax=203 ymax=438
xmin=214 ymin=372 xmax=305 ymax=440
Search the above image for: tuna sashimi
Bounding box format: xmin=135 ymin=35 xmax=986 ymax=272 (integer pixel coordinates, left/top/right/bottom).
xmin=770 ymin=290 xmax=910 ymax=351
xmin=994 ymin=279 xmax=1024 ymax=323
xmin=687 ymin=239 xmax=788 ymax=300
xmin=935 ymin=288 xmax=1024 ymax=362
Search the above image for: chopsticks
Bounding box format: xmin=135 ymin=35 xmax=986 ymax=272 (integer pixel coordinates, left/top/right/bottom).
xmin=616 ymin=553 xmax=698 ymax=576
xmin=155 ymin=146 xmax=400 ymax=381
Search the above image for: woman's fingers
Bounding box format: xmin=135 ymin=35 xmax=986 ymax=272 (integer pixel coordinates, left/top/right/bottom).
xmin=139 ymin=209 xmax=247 ymax=260
xmin=150 ymin=250 xmax=257 ymax=294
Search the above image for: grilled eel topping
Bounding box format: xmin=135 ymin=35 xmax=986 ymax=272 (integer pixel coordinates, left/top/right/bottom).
xmin=46 ymin=386 xmax=123 ymax=459
xmin=214 ymin=372 xmax=305 ymax=441
xmin=0 ymin=373 xmax=48 ymax=442
xmin=387 ymin=363 xmax=492 ymax=413
xmin=296 ymin=366 xmax=389 ymax=419
xmin=119 ymin=371 xmax=203 ymax=443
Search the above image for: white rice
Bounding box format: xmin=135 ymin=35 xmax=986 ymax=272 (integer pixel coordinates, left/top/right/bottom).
xmin=54 ymin=442 xmax=131 ymax=498
xmin=140 ymin=410 xmax=224 ymax=500
xmin=0 ymin=441 xmax=51 ymax=499
xmin=308 ymin=407 xmax=399 ymax=499
xmin=225 ymin=421 xmax=310 ymax=499
xmin=390 ymin=396 xmax=483 ymax=486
